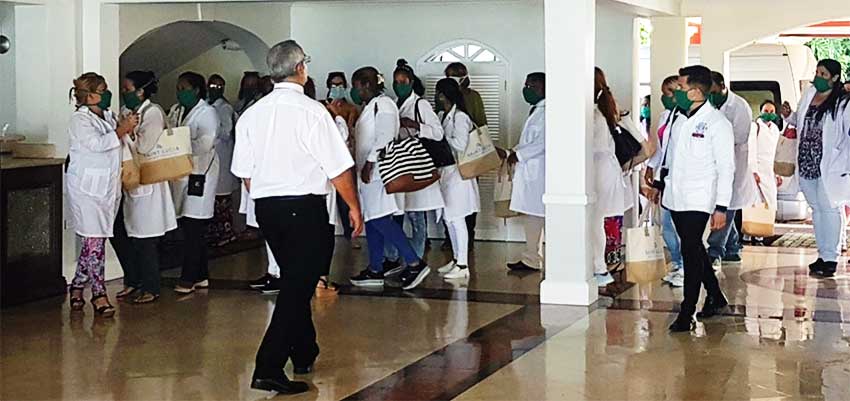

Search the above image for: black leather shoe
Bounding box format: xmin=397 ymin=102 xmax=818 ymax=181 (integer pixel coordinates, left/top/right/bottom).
xmin=669 ymin=317 xmax=695 ymax=333
xmin=696 ymin=296 xmax=729 ymax=319
xmin=251 ymin=377 xmax=309 ymax=395
xmin=294 ymin=364 xmax=313 ymax=375
xmin=507 ymin=261 xmax=539 ymax=271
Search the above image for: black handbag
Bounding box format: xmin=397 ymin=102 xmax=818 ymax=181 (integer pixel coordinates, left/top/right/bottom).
xmin=187 ymin=156 xmax=215 ymax=197
xmin=610 ymin=123 xmax=642 ymax=168
xmin=413 ymin=99 xmax=455 ymax=168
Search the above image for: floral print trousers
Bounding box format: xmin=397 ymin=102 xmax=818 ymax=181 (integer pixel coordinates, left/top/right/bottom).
xmin=71 ymin=236 xmax=107 ymax=297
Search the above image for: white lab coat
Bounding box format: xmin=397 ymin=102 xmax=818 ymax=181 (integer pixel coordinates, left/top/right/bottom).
xmin=510 ymin=99 xmax=546 ymax=217
xmin=438 ymin=107 xmax=481 ymax=222
xmin=355 ymin=95 xmax=403 ymax=222
xmin=662 ymin=103 xmax=736 ymax=214
xmin=720 ymin=91 xmax=755 ymax=210
xmin=748 ymin=119 xmax=781 ymax=209
xmin=785 ymin=87 xmax=850 ymax=208
xmin=211 ymin=98 xmax=238 ymax=195
xmin=398 ymin=94 xmax=445 ymax=212
xmin=66 ymin=106 xmax=122 ymax=238
xmin=168 ymin=101 xmax=220 ymax=219
xmin=593 ymin=108 xmax=628 ymax=217
xmin=121 ymin=100 xmax=178 ymax=238
xmin=325 ymin=115 xmax=350 ymax=226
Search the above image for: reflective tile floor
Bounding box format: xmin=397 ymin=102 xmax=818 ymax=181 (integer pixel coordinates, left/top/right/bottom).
xmin=3 ymin=240 xmax=850 ymax=400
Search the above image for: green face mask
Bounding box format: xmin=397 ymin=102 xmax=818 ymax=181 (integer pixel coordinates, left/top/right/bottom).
xmin=123 ymin=91 xmax=142 ymax=110
xmin=523 ymin=87 xmax=543 ymax=105
xmin=813 ymin=76 xmax=832 ymax=93
xmin=661 ymin=95 xmax=676 ymax=111
xmin=760 ymin=112 xmax=778 ymax=122
xmin=177 ymin=89 xmax=199 ymax=109
xmin=96 ymin=90 xmax=112 ymax=110
xmin=393 ymin=83 xmax=413 ymax=100
xmin=640 ymin=106 xmax=651 ymax=119
xmin=674 ymin=89 xmax=693 ymax=111
xmin=350 ymin=87 xmax=363 ymax=105
xmin=708 ymin=92 xmax=727 ymax=108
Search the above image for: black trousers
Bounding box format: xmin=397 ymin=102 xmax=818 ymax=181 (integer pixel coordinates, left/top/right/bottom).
xmin=670 ymin=210 xmax=723 ymax=317
xmin=180 ymin=217 xmax=209 ymax=285
xmin=253 ymin=195 xmax=334 ymax=378
xmin=110 ymin=204 xmax=139 ymax=288
xmin=111 ymin=203 xmax=164 ymax=294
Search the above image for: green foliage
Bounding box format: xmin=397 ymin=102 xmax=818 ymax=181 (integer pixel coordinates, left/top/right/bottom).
xmin=805 ymin=38 xmax=850 ymax=78
xmin=639 ymin=21 xmax=651 ymax=46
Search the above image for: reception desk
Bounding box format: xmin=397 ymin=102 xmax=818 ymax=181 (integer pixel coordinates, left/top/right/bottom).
xmin=0 ymin=156 xmax=66 ymax=307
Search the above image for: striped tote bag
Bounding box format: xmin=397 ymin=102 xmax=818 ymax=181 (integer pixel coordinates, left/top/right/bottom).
xmin=378 ymin=136 xmax=440 ymax=194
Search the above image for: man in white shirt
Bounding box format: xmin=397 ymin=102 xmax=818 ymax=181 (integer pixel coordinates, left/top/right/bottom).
xmin=662 ymin=65 xmax=734 ymax=332
xmin=231 ymin=40 xmax=363 ymax=395
xmin=706 ymin=71 xmax=753 ymax=269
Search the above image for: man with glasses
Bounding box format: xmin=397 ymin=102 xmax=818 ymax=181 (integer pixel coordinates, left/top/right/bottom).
xmin=232 ymin=40 xmax=363 ymax=394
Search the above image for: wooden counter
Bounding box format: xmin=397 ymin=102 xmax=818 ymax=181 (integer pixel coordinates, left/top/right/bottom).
xmin=1 ymin=156 xmax=66 ymax=306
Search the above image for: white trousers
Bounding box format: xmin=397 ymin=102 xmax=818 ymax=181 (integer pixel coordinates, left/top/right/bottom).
xmin=521 ymin=215 xmax=545 ymax=268
xmin=446 ymin=217 xmax=470 ymax=266
xmin=590 ymin=207 xmax=608 ymax=275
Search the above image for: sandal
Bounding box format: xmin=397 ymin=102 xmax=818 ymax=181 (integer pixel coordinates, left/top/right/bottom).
xmin=90 ymin=295 xmax=116 ymax=318
xmin=132 ymin=292 xmax=159 ymax=304
xmin=69 ymin=288 xmax=85 ymax=311
xmin=116 ymin=286 xmax=138 ymax=298
xmin=316 ymin=277 xmax=329 ymax=289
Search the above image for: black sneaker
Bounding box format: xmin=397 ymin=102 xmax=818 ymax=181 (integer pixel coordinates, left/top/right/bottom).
xmin=809 ymin=258 xmax=825 ymax=274
xmin=815 ymin=261 xmax=838 ymax=278
xmin=257 ymin=279 xmax=281 ymax=295
xmin=251 ymin=376 xmax=309 ymax=395
xmin=249 ymin=273 xmax=275 ymax=289
xmin=400 ymin=265 xmax=431 ymax=290
xmin=722 ymin=254 xmax=742 ymax=263
xmin=350 ymin=269 xmax=385 ymax=287
xmin=669 ymin=316 xmax=696 ymax=333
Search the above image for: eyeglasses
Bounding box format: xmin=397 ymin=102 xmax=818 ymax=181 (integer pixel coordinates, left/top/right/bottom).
xmin=208 ymin=84 xmax=224 ymax=89
xmin=302 ymin=55 xmax=312 ymax=65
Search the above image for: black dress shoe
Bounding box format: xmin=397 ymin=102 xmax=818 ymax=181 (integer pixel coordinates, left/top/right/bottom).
xmin=507 ymin=261 xmax=539 ymax=271
xmin=251 ymin=376 xmax=309 ymax=394
xmin=669 ymin=317 xmax=695 ymax=332
xmin=294 ymin=364 xmax=313 ymax=375
xmin=696 ymin=296 xmax=729 ymax=319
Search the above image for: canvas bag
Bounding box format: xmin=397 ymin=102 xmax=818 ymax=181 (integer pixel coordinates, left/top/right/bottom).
xmin=743 ymin=182 xmax=776 ymax=237
xmin=774 ymin=126 xmax=797 ymax=177
xmin=137 ymin=103 xmax=193 ymax=185
xmin=625 ymin=206 xmax=667 ymax=283
xmin=120 ymin=141 xmax=141 ymax=191
xmin=494 ymin=160 xmax=520 ymax=218
xmin=377 ymin=135 xmax=440 ymax=194
xmin=458 ymin=123 xmax=502 ymax=179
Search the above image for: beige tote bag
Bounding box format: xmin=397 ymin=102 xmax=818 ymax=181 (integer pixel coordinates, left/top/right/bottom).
xmin=625 ymin=206 xmax=667 ymax=283
xmin=773 ymin=126 xmax=797 ymax=177
xmin=458 ymin=124 xmax=502 ymax=179
xmin=494 ymin=160 xmax=520 ymax=218
xmin=743 ymin=183 xmax=776 ymax=237
xmin=137 ymin=104 xmax=193 ymax=185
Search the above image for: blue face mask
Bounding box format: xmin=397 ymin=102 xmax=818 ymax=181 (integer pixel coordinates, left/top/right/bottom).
xmin=328 ymin=85 xmax=346 ymax=101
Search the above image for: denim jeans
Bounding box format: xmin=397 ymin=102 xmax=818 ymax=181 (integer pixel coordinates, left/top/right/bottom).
xmin=707 ymin=209 xmax=740 ymax=262
xmin=661 ymin=207 xmax=683 ymax=269
xmin=384 ymin=215 xmax=405 ymax=262
xmin=800 ymin=177 xmax=844 ymax=262
xmin=366 ymin=215 xmax=419 ymax=272
xmin=384 ymin=212 xmax=427 ymax=261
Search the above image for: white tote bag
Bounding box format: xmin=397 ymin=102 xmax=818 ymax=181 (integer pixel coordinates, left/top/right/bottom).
xmin=494 ymin=160 xmax=519 ymax=218
xmin=458 ymin=124 xmax=502 ymax=179
xmin=743 ymin=183 xmax=776 ymax=237
xmin=137 ymin=104 xmax=193 ymax=184
xmin=625 ymin=206 xmax=667 ymax=283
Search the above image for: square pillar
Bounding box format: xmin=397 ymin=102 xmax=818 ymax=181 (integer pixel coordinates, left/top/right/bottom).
xmin=540 ymin=0 xmax=597 ymax=306
xmin=648 ymin=16 xmax=687 ymax=139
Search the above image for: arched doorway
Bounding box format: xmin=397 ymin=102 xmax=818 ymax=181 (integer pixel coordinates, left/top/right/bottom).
xmin=120 ymin=20 xmax=270 ymax=108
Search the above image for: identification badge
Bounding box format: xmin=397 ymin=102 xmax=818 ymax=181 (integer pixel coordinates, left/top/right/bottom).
xmin=692 ymin=122 xmax=708 ymax=138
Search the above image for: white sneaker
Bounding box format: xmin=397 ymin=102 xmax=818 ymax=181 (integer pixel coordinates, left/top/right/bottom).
xmin=712 ymin=259 xmax=722 ymax=272
xmin=669 ymin=270 xmax=685 ymax=288
xmin=662 ymin=267 xmax=682 ymax=284
xmin=438 ymin=260 xmax=456 ymax=274
xmin=443 ymin=265 xmax=470 ymax=280
xmin=595 ymin=273 xmax=614 ymax=287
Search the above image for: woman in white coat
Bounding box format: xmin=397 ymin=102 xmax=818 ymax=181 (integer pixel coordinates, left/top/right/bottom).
xmin=433 ymin=78 xmax=480 ymax=280
xmin=66 ymin=72 xmax=138 ymax=316
xmin=168 ymin=71 xmax=221 ymax=294
xmin=113 ymin=70 xmax=178 ymax=304
xmin=781 ymin=59 xmax=850 ymax=277
xmin=590 ymin=67 xmax=629 ymax=287
xmin=347 ymin=67 xmax=430 ymax=291
xmin=749 ymin=100 xmax=782 ymax=211
xmin=206 ymin=74 xmax=239 ymax=247
xmin=392 ymin=60 xmax=446 ymax=259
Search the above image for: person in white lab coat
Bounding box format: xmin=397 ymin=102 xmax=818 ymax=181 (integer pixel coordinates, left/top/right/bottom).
xmin=433 ymin=78 xmax=481 ymax=280
xmin=391 ymin=59 xmax=446 ymax=259
xmin=780 ymin=59 xmax=850 ymax=277
xmin=168 ymin=71 xmax=220 ymax=294
xmin=347 ymin=66 xmax=431 ymax=290
xmin=499 ymin=72 xmax=546 ymax=271
xmin=205 ymin=74 xmax=238 ymax=247
xmin=589 ymin=67 xmax=630 ymax=287
xmin=749 ymin=100 xmax=782 ymax=211
xmin=66 ymin=72 xmax=138 ymax=317
xmin=706 ymin=71 xmax=753 ymax=269
xmin=663 ymin=65 xmax=735 ymax=332
xmin=112 ymin=70 xmax=178 ymax=304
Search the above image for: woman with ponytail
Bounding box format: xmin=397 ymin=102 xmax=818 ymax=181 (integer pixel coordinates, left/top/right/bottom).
xmin=781 ymin=59 xmax=850 ymax=278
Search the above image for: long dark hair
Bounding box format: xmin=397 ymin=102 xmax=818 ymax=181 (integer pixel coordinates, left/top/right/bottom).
xmin=435 ymin=78 xmax=468 ymax=115
xmin=178 ymin=71 xmax=207 ymax=99
xmin=125 ymin=70 xmax=158 ymax=100
xmin=594 ymin=67 xmax=619 ymax=129
xmin=393 ymin=59 xmax=425 ymax=97
xmin=814 ymin=59 xmax=844 ymax=121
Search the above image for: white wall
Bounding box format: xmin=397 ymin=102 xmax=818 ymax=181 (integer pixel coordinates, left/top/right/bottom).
xmin=595 ymin=2 xmax=638 ymax=114
xmin=0 ymin=3 xmax=16 ymax=133
xmin=157 ymin=46 xmax=254 ymax=109
xmin=291 ymin=0 xmax=544 ymax=147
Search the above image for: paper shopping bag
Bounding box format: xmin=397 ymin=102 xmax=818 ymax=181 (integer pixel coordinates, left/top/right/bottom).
xmin=494 ymin=160 xmax=519 ymax=218
xmin=773 ymin=127 xmax=797 ymax=177
xmin=121 ymin=142 xmax=141 ymax=192
xmin=458 ymin=125 xmax=502 ymax=179
xmin=625 ymin=207 xmax=667 ymax=283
